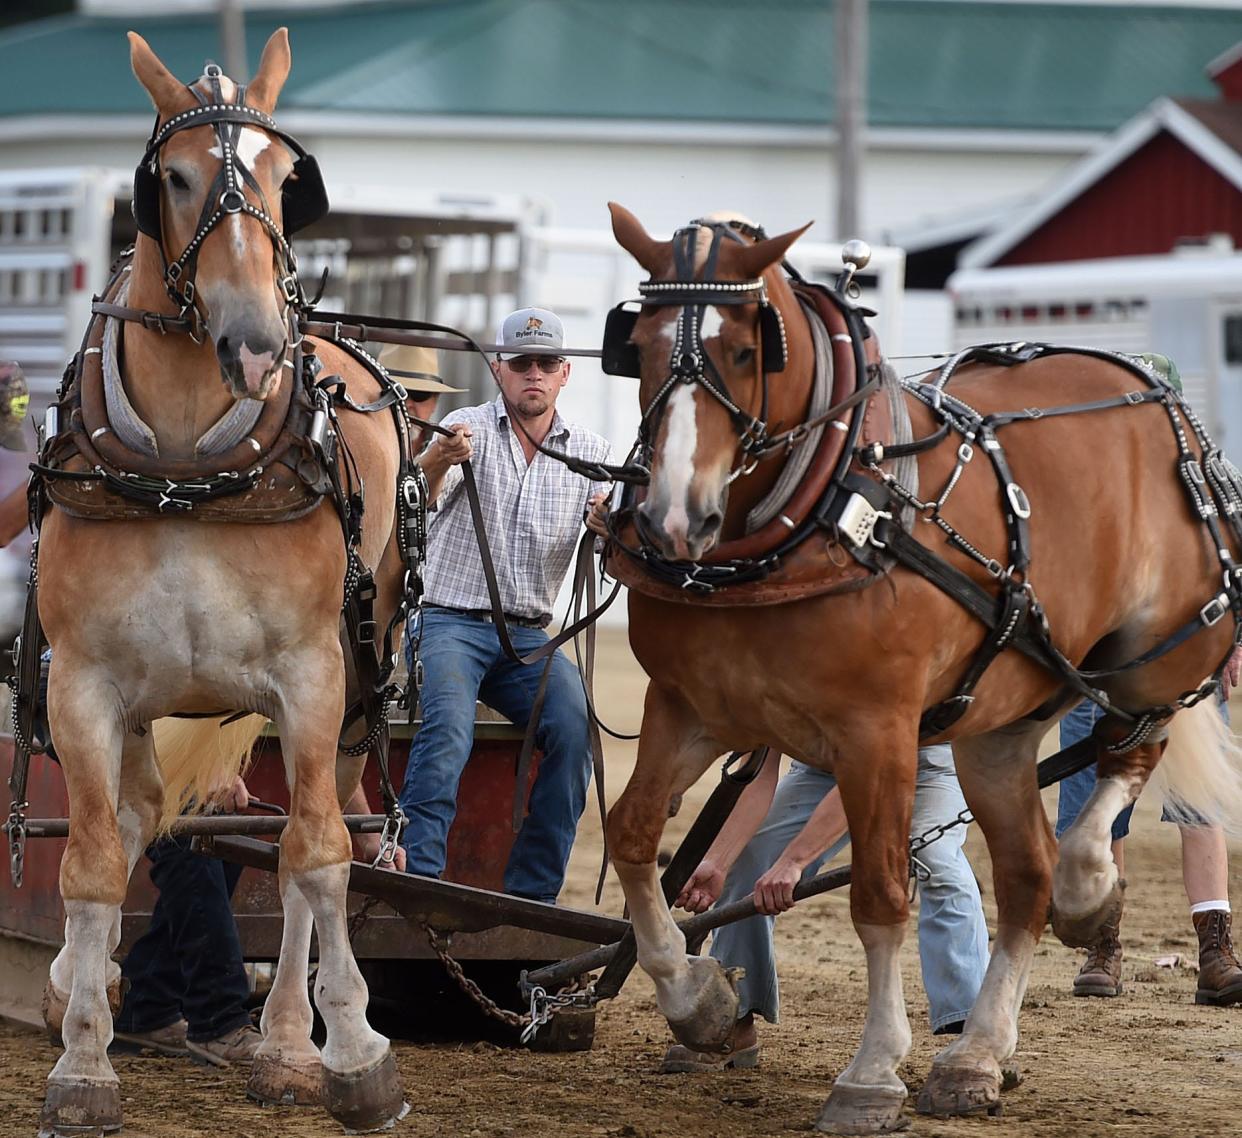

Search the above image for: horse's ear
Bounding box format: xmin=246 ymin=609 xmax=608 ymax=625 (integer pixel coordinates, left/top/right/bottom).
xmin=734 ymin=222 xmax=813 ymax=279
xmin=609 ymin=202 xmax=664 ymax=274
xmin=247 ymin=28 xmax=292 ymax=114
xmin=129 ymin=31 xmax=184 ymax=113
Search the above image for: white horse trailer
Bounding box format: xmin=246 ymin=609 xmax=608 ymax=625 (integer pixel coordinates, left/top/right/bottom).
xmin=949 ymin=251 xmax=1242 ymax=450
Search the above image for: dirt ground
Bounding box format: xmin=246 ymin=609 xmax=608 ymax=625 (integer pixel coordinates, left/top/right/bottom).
xmin=3 ymin=628 xmax=1242 ymax=1138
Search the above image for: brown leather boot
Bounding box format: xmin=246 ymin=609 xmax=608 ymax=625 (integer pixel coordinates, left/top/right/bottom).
xmin=1072 ymin=917 xmax=1123 ymax=997
xmin=1193 ymin=909 xmax=1242 ymax=1007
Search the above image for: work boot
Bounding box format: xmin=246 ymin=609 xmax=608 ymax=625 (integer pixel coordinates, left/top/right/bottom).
xmin=1193 ymin=909 xmax=1242 ymax=1007
xmin=111 ymin=1018 xmax=190 ymax=1058
xmin=187 ymin=1023 xmax=262 ymax=1068
xmin=1072 ymin=917 xmax=1123 ymax=997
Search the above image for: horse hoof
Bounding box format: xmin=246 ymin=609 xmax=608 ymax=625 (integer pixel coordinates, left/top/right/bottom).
xmin=665 ymin=958 xmax=743 ymax=1054
xmin=323 ymin=1050 xmax=408 ymax=1134
xmin=915 ymin=1063 xmax=1003 ymax=1118
xmin=1051 ymin=877 xmax=1124 ymax=949
xmin=814 ymin=1084 xmax=909 ymax=1134
xmin=247 ymin=1052 xmax=325 ymax=1107
xmin=39 ymin=1078 xmax=122 ymax=1137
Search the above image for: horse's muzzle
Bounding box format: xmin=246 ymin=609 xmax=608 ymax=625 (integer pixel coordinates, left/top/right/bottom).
xmin=637 ymin=502 xmax=723 ymax=562
xmin=216 ymin=330 xmax=285 ymax=400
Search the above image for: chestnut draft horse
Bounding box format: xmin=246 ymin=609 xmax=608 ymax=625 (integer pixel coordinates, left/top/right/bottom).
xmin=31 ymin=31 xmax=409 ymax=1135
xmin=601 ymin=204 xmax=1242 ymax=1134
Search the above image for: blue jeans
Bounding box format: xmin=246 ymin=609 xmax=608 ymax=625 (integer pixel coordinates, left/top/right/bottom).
xmin=709 ymin=746 xmax=989 ymax=1032
xmin=115 ymin=834 xmax=252 ymax=1042
xmin=1055 ymin=699 xmax=1219 ymax=838
xmin=398 ymin=608 xmax=592 ymax=903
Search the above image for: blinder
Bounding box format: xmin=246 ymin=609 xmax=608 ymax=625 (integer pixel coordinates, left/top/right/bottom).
xmin=601 ymin=298 xmax=786 ymax=379
xmin=132 ymin=136 xmax=329 ymax=243
xmin=602 ymin=304 xmax=641 ymax=377
xmin=281 ymin=155 xmax=330 ymax=236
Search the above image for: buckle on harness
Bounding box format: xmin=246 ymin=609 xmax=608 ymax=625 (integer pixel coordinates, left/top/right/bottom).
xmin=1201 ymin=595 xmax=1228 ymax=627
xmin=1124 ymin=391 xmax=1146 ymax=405
xmin=837 ymin=493 xmax=881 ymax=548
xmin=1005 ymin=483 xmax=1031 ymax=520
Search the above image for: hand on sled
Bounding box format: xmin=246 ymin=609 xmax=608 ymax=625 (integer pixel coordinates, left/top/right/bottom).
xmin=676 ymin=858 xmax=726 ymax=913
xmin=355 ymin=833 xmax=406 ymax=872
xmin=754 ymin=856 xmax=802 ymax=914
xmin=207 ymin=775 xmax=251 ymax=813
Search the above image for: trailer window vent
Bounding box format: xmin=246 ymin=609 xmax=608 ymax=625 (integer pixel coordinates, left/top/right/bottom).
xmin=1224 ymin=314 xmax=1242 ymax=366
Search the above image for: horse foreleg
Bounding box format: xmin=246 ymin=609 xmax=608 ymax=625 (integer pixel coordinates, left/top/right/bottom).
xmin=815 ymin=724 xmax=917 ymax=1136
xmin=918 ymin=722 xmax=1053 ymax=1120
xmin=44 ymin=730 xmax=163 ymax=1046
xmin=248 ymin=750 xmax=371 ymax=1109
xmin=607 ymin=686 xmax=734 ymax=1051
xmin=275 ymin=680 xmax=407 ymax=1133
xmin=41 ymin=684 xmax=129 ymax=1137
xmin=1052 ymin=733 xmax=1165 ymax=947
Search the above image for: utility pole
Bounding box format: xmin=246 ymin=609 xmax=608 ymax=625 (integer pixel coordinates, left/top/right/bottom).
xmin=835 ymin=0 xmax=867 ymax=239
xmin=219 ymin=0 xmax=248 ymax=82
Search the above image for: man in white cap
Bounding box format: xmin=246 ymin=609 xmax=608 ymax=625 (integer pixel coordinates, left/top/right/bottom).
xmin=398 ymin=306 xmax=611 ymax=902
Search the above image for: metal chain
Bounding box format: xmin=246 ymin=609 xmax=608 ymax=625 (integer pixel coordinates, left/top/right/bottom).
xmin=347 ymin=894 xmax=383 ymax=945
xmin=418 ymin=920 xmax=597 ymax=1041
xmin=419 ymin=920 xmax=530 ymax=1030
xmin=909 ymin=807 xmax=974 ymax=859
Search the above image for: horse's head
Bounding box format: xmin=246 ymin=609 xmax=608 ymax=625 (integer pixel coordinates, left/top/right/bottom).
xmin=609 ymin=203 xmax=811 ymax=561
xmin=128 ymin=29 xmax=325 ymax=400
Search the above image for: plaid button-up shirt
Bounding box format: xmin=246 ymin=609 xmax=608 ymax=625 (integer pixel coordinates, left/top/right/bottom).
xmin=422 ymin=395 xmax=611 ymax=624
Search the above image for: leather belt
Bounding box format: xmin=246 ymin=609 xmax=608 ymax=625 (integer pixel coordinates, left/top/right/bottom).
xmin=426 ymin=604 xmax=548 ymax=630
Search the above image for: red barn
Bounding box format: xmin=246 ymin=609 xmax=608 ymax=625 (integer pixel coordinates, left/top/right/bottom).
xmin=964 ymin=42 xmax=1242 ymax=270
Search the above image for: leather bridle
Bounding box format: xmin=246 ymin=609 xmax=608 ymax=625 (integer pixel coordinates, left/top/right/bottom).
xmin=632 ymin=220 xmax=787 ymax=482
xmin=126 ymin=64 xmax=326 ymax=343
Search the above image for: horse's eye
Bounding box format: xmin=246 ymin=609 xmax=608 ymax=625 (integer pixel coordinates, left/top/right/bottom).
xmin=166 ymin=169 xmax=190 ymax=192
xmin=734 ymin=347 xmax=756 ymax=367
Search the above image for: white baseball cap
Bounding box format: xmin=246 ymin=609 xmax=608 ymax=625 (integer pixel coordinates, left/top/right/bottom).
xmin=495 ymin=306 xmax=565 ymax=359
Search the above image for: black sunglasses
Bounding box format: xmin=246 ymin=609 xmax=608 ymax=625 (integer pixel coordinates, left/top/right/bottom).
xmin=503 ymin=355 xmax=565 ymax=374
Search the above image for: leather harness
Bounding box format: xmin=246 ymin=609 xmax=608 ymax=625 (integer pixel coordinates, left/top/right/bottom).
xmin=602 ymin=220 xmax=1242 ymax=751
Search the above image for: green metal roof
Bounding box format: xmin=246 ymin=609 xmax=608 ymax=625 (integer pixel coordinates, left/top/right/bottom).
xmin=1 ymin=0 xmax=1239 ymax=131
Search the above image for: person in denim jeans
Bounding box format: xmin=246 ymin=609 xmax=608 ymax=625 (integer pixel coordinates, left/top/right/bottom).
xmin=112 ymin=780 xmax=261 ymax=1066
xmin=666 ymin=745 xmax=989 ymax=1070
xmin=397 ymin=307 xmax=611 ymax=902
xmin=1056 ymin=687 xmax=1242 ymax=1004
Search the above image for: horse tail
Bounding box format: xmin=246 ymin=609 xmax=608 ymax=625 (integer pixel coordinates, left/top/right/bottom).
xmin=152 ymin=715 xmax=266 ymax=832
xmin=1149 ymin=699 xmax=1242 ymax=836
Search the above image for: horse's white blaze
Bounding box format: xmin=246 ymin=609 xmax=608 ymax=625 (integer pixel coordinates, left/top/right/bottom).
xmin=699 ymin=306 xmax=723 ymax=342
xmin=209 ymin=129 xmax=271 ymax=253
xmin=1054 ymin=772 xmax=1138 ymax=919
xmin=658 ymin=383 xmax=698 ymax=543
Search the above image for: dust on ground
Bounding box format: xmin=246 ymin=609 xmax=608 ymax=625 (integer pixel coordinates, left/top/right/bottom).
xmin=2 ymin=629 xmax=1241 ymax=1138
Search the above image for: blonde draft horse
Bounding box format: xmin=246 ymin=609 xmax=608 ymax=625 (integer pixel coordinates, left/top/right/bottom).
xmin=603 ymin=203 xmax=1242 ymax=1134
xmin=37 ymin=31 xmax=408 ymax=1136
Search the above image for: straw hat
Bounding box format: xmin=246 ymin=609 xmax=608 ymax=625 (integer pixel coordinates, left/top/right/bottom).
xmin=378 ymin=344 xmax=464 ymax=395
